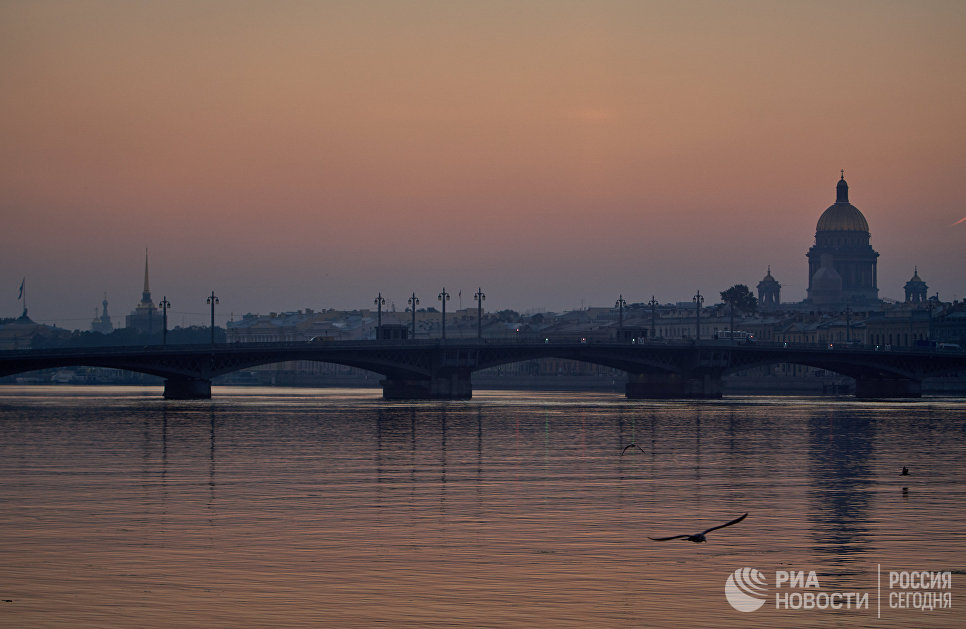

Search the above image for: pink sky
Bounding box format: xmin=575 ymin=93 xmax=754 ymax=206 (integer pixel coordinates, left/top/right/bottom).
xmin=2 ymin=1 xmax=965 ymax=328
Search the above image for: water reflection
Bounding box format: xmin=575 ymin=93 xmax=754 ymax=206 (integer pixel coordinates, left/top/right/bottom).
xmin=0 ymin=388 xmax=963 ymax=628
xmin=208 ymin=407 xmax=216 ymax=517
xmin=808 ymin=411 xmax=874 ymax=561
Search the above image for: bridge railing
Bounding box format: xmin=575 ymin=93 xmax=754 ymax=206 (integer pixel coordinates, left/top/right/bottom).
xmin=1 ymin=337 xmax=961 ymax=358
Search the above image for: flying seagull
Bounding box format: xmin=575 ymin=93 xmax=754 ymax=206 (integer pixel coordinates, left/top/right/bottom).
xmin=649 ymin=513 xmax=748 ymax=543
xmin=621 ymin=443 xmax=646 ymax=457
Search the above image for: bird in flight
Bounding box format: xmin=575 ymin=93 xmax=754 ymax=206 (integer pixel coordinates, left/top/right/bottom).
xmin=620 ymin=443 xmax=646 ymax=457
xmin=649 ymin=513 xmax=748 ymax=543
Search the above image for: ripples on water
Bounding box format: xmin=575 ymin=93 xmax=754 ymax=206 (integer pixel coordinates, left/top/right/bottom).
xmin=0 ymin=386 xmax=964 ymax=628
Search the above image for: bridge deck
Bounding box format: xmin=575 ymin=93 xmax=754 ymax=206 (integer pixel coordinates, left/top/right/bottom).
xmin=1 ymin=340 xmax=964 ymax=400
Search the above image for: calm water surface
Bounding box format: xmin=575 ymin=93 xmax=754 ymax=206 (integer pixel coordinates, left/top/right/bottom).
xmin=0 ymin=386 xmax=964 ymax=628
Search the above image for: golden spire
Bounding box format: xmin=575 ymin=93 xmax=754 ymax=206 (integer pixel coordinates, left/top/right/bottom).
xmin=143 ymin=248 xmax=150 ymax=294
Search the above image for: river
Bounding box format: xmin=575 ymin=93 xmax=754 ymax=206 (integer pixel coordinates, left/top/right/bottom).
xmin=0 ymin=386 xmax=963 ymax=628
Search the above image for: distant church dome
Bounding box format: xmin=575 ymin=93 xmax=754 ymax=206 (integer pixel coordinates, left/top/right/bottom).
xmin=816 ymin=174 xmax=870 ymax=232
xmin=904 ymin=267 xmax=928 ymax=303
xmin=757 ymin=266 xmax=781 ymax=309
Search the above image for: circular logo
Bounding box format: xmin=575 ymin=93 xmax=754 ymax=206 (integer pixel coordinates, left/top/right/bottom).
xmin=725 ymin=567 xmax=768 ymax=612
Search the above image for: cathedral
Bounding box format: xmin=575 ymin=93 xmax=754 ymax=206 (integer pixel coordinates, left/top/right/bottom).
xmin=90 ymin=294 xmax=113 ymax=334
xmin=805 ymin=173 xmax=879 ymax=307
xmin=755 ymin=173 xmax=928 ymax=311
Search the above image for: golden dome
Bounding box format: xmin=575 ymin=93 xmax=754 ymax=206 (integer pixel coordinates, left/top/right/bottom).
xmin=817 ymin=203 xmax=869 ymax=232
xmin=816 ymin=175 xmax=869 ymax=232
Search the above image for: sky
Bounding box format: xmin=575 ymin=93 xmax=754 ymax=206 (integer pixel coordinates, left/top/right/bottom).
xmin=2 ymin=0 xmax=965 ymax=329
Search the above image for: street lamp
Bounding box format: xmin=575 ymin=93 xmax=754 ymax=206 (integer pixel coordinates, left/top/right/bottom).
xmin=648 ymin=296 xmax=659 ymax=341
xmin=845 ymin=305 xmax=852 ymax=343
xmin=438 ymin=288 xmax=450 ymax=340
xmin=374 ymin=292 xmax=385 ymax=340
xmin=207 ymin=291 xmax=219 ymax=345
xmin=408 ymin=292 xmax=419 ymax=340
xmin=693 ymin=291 xmax=704 ymax=341
xmin=615 ymin=294 xmax=626 ymax=336
xmin=160 ymin=296 xmax=171 ymax=345
xmin=474 ymin=287 xmax=486 ymax=340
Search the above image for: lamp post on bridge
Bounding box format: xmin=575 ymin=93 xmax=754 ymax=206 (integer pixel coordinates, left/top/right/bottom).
xmin=207 ymin=291 xmax=219 ymax=345
xmin=438 ymin=288 xmax=450 ymax=340
xmin=648 ymin=295 xmax=658 ymax=341
xmin=374 ymin=292 xmax=385 ymax=340
xmin=693 ymin=291 xmax=704 ymax=341
xmin=408 ymin=292 xmax=419 ymax=340
xmin=615 ymin=294 xmax=626 ymax=337
xmin=160 ymin=296 xmax=171 ymax=345
xmin=474 ymin=287 xmax=485 ymax=340
xmin=845 ymin=305 xmax=852 ymax=343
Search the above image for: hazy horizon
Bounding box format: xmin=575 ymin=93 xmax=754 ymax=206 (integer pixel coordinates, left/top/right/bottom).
xmin=3 ymin=1 xmax=965 ymax=329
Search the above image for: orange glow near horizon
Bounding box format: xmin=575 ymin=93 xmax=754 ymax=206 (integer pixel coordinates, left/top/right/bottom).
xmin=2 ymin=1 xmax=965 ymax=326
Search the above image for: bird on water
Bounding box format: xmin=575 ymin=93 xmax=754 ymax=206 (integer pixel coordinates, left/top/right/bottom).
xmin=620 ymin=443 xmax=646 ymax=457
xmin=649 ymin=513 xmax=749 ymax=543
xmin=901 ymin=466 xmax=910 ymax=476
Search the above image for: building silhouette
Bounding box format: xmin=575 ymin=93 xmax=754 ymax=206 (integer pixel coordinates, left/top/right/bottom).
xmin=904 ymin=267 xmax=928 ymax=304
xmin=90 ymin=293 xmax=113 ymax=334
xmin=125 ymin=250 xmax=161 ymax=334
xmin=806 ymin=173 xmax=879 ymax=307
xmin=756 ymin=266 xmax=781 ymax=310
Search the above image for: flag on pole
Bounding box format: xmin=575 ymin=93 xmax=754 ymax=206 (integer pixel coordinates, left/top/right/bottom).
xmin=18 ymin=278 xmax=24 ymax=300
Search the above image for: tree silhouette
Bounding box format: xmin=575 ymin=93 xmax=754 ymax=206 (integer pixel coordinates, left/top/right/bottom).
xmin=720 ymin=284 xmax=757 ymax=338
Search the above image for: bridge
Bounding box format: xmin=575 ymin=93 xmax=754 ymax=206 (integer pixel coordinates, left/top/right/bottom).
xmin=2 ymin=339 xmax=964 ymax=400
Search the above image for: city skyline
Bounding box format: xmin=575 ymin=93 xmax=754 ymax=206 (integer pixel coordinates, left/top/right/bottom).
xmin=3 ymin=1 xmax=965 ymax=329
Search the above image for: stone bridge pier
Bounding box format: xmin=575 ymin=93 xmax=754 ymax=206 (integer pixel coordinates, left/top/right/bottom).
xmin=379 ymin=346 xmax=480 ymax=400
xmin=381 ymin=369 xmax=473 ymax=400
xmin=163 ymin=377 xmax=212 ymax=400
xmin=854 ymin=375 xmax=922 ymax=399
xmin=624 ymin=370 xmax=723 ymax=399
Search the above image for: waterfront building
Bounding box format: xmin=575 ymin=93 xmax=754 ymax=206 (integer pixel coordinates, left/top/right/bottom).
xmin=0 ymin=317 xmax=65 ymax=350
xmin=865 ymin=309 xmax=930 ymax=348
xmin=932 ymin=304 xmax=966 ymax=346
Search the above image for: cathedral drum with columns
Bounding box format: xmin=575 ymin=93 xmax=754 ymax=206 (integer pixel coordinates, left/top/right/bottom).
xmin=806 ymin=173 xmax=880 ymax=307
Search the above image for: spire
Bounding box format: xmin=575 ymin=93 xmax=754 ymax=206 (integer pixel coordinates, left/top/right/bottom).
xmin=836 ymin=171 xmax=849 ymax=203
xmin=138 ymin=249 xmax=154 ymax=309
xmin=143 ymin=249 xmax=150 ymax=294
